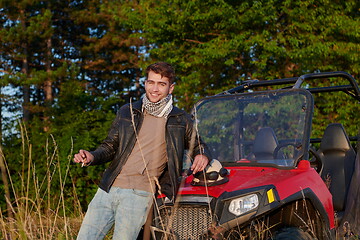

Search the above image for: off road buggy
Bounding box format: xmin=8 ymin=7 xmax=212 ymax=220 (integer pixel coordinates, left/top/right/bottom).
xmin=149 ymin=71 xmax=360 ymax=240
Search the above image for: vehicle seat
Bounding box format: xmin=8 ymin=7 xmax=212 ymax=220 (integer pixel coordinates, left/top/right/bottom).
xmin=318 ymin=123 xmax=356 ymax=212
xmin=252 ymin=127 xmax=278 ymax=160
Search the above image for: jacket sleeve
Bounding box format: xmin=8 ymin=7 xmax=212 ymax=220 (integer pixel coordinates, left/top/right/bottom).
xmin=89 ymin=109 xmax=122 ymax=165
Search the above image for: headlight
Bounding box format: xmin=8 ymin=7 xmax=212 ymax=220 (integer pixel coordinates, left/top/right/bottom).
xmin=228 ymin=194 xmax=259 ymax=216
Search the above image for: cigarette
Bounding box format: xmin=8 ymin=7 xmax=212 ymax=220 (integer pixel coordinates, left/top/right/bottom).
xmin=81 ymin=155 xmax=86 ymax=167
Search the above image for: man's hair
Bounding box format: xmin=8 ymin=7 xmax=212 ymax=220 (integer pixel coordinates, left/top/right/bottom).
xmin=146 ymin=62 xmax=176 ymax=84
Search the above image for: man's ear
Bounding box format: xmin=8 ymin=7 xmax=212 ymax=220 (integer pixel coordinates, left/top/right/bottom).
xmin=169 ymin=83 xmax=175 ymax=94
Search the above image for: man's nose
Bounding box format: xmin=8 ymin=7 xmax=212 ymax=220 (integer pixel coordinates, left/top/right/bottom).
xmin=153 ymin=84 xmax=159 ymax=91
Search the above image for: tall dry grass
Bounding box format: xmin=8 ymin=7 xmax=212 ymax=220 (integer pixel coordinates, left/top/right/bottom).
xmin=0 ymin=123 xmax=84 ymax=240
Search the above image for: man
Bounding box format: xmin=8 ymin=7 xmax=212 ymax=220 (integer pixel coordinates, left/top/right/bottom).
xmin=74 ymin=62 xmax=210 ymax=239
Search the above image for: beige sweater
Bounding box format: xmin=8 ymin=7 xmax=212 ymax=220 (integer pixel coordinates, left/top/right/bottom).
xmin=112 ymin=112 xmax=168 ymax=193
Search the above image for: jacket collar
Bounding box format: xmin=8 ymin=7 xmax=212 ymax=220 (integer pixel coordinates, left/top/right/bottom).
xmin=130 ymin=99 xmax=142 ymax=112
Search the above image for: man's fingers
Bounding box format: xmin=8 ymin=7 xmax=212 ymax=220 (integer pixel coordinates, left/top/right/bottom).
xmin=74 ymin=150 xmax=89 ymax=165
xmin=191 ymin=155 xmax=209 ymax=174
xmin=191 ymin=165 xmax=199 ymax=174
xmin=79 ymin=149 xmax=87 ymax=159
xmin=73 ymin=153 xmax=81 ymax=163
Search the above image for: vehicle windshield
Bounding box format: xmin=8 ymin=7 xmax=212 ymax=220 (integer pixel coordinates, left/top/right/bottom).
xmin=194 ymin=89 xmax=313 ymax=168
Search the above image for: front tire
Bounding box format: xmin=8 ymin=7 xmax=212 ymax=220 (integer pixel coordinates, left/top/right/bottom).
xmin=272 ymin=227 xmax=314 ymax=240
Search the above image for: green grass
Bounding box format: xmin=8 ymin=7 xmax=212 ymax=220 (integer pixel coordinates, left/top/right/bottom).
xmin=0 ymin=130 xmax=83 ymax=240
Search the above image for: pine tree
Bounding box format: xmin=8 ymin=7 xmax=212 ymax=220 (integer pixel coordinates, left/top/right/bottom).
xmin=136 ymin=0 xmax=359 ymax=115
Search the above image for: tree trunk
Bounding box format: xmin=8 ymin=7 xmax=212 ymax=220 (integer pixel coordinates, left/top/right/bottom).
xmin=0 ymin=87 xmax=2 ymax=140
xmin=20 ymin=9 xmax=30 ymax=122
xmin=22 ymin=52 xmax=30 ymax=122
xmin=0 ymin=145 xmax=14 ymax=237
xmin=43 ymin=37 xmax=53 ymax=132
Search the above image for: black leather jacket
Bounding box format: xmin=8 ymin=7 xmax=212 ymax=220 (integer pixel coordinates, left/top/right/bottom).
xmin=89 ymin=100 xmax=211 ymax=199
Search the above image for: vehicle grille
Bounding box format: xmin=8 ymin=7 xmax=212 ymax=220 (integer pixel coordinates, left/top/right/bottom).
xmin=157 ymin=205 xmax=212 ymax=240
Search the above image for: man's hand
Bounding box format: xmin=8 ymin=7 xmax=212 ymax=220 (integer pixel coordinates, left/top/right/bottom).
xmin=191 ymin=154 xmax=209 ymax=174
xmin=74 ymin=150 xmax=94 ymax=167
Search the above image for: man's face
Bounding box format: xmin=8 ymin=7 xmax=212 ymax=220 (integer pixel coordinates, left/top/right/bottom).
xmin=145 ymin=70 xmax=174 ymax=103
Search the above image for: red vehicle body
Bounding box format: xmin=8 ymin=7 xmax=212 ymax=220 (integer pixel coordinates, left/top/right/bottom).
xmin=149 ymin=72 xmax=359 ymax=240
xmin=180 ymin=162 xmax=335 ymax=228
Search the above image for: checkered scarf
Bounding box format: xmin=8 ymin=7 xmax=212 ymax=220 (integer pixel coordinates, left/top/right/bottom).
xmin=142 ymin=94 xmax=173 ymax=118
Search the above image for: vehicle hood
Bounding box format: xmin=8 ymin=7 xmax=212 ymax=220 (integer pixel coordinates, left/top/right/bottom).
xmin=178 ymin=164 xmax=325 ymax=200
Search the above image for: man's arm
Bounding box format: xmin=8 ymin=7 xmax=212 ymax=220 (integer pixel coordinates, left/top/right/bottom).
xmin=87 ymin=108 xmax=124 ymax=165
xmin=184 ymin=112 xmax=212 ymax=174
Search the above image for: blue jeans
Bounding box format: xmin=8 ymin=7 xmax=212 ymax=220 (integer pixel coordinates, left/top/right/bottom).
xmin=77 ymin=187 xmax=153 ymax=240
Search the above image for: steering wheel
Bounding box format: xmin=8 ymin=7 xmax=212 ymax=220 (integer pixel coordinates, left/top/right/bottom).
xmin=273 ymin=143 xmax=323 ymax=172
xmin=308 ymin=147 xmax=323 ymax=173
xmin=273 ymin=143 xmax=299 ymax=159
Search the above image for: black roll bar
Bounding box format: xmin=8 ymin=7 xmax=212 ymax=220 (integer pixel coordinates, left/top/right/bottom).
xmin=221 ymin=71 xmax=360 ymax=101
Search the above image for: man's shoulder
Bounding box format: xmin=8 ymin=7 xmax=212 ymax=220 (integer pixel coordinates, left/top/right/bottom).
xmin=119 ymin=100 xmax=142 ymax=111
xmin=169 ymin=106 xmax=194 ymax=124
xmin=169 ymin=106 xmax=189 ymax=117
xmin=117 ymin=100 xmax=142 ymax=117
